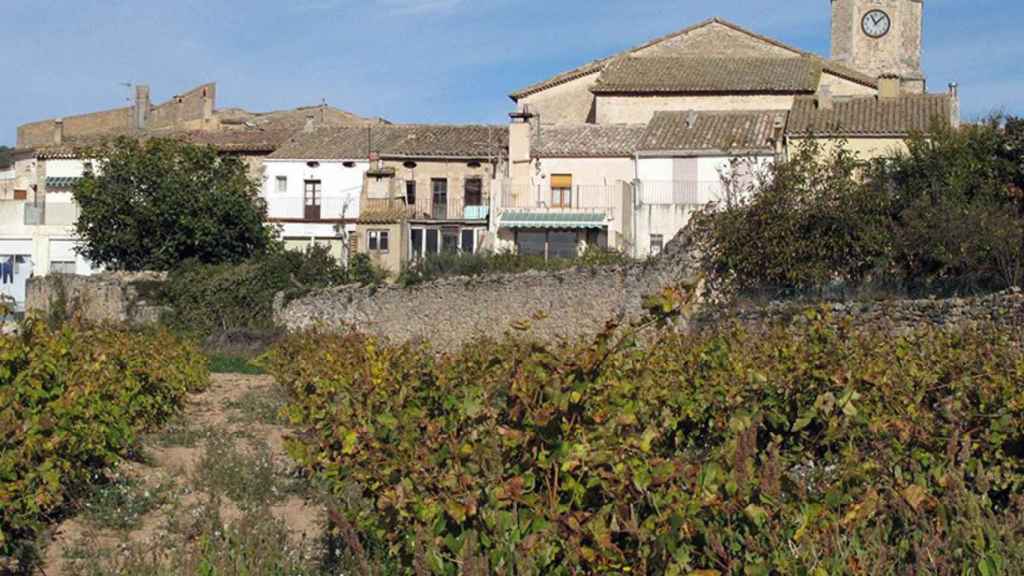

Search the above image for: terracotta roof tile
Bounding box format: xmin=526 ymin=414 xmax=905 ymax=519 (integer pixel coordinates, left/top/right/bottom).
xmin=510 ymin=17 xmax=876 ymax=100
xmin=787 ymin=94 xmax=954 ymax=137
xmin=534 ymin=124 xmax=647 ymax=157
xmin=638 ymin=110 xmax=783 ymax=154
xmin=269 ymin=125 xmax=508 ymax=161
xmin=591 ymin=56 xmax=820 ymax=94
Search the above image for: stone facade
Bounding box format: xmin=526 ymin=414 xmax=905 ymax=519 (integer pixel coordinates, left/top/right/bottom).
xmin=25 ymin=272 xmax=169 ymax=326
xmin=712 ymin=289 xmax=1024 ymax=333
xmin=831 ymin=0 xmax=925 ymax=92
xmin=595 ymin=94 xmax=797 ymax=125
xmin=16 ymin=83 xmax=216 ymax=149
xmin=277 ymin=238 xmax=698 ymax=350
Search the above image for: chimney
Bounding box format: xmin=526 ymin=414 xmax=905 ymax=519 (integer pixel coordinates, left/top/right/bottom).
xmin=948 ymin=82 xmax=961 ymax=129
xmin=878 ymin=75 xmax=901 ymax=99
xmin=304 ymin=114 xmax=316 ymax=133
xmin=817 ymin=85 xmax=834 ymax=111
xmin=685 ymin=110 xmax=698 ymax=129
xmin=201 ymin=86 xmax=214 ymax=122
xmin=508 ymin=104 xmax=534 ymax=165
xmin=772 ymin=112 xmax=786 ymax=155
xmin=135 ymin=84 xmax=150 ymax=130
xmin=53 ymin=118 xmax=64 ymax=146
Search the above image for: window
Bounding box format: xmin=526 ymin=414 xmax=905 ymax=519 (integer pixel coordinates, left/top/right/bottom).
xmin=549 ymin=231 xmax=578 ymax=259
xmin=465 ymin=178 xmax=483 ymax=207
xmin=461 ymin=229 xmax=476 ymax=254
xmin=304 ymin=180 xmax=322 ymax=220
xmin=50 ymin=261 xmax=75 ymax=274
xmin=550 ymin=174 xmax=572 ymax=208
xmin=406 ymin=180 xmax=417 ymax=207
xmin=516 ymin=231 xmax=546 ymax=257
xmin=432 ymin=179 xmax=448 ymax=219
xmin=650 ymin=234 xmax=664 ymax=256
xmin=442 ymin=228 xmax=459 ymax=254
xmin=425 ymin=229 xmax=439 ymax=254
xmin=367 ymin=230 xmax=390 ymax=252
xmin=276 ymin=176 xmax=287 ymax=194
xmin=410 ymin=228 xmax=424 ymax=260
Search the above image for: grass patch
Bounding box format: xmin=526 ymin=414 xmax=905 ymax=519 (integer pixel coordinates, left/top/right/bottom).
xmin=225 ymin=385 xmax=289 ymax=426
xmin=208 ymin=353 xmax=264 ymax=375
xmin=81 ymin=476 xmax=170 ymax=531
xmin=192 ymin=436 xmax=285 ymax=508
xmin=146 ymin=415 xmax=209 ymax=448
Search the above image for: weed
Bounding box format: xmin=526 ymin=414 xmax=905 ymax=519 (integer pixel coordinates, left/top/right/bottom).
xmin=208 ymin=353 xmax=265 ymax=375
xmin=192 ymin=435 xmax=282 ymax=508
xmin=81 ymin=475 xmax=170 ymax=531
xmin=226 ymin=385 xmax=289 ymax=425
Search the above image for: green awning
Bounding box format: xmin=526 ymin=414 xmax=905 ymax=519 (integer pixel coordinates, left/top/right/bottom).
xmin=500 ymin=212 xmax=608 ymax=229
xmin=45 ymin=177 xmax=82 ymax=189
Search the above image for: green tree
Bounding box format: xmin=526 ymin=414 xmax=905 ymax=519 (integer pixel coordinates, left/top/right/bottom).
xmin=74 ymin=137 xmax=273 ymax=271
xmin=0 ymin=145 xmax=12 ymax=169
xmin=688 ymin=139 xmax=892 ymax=297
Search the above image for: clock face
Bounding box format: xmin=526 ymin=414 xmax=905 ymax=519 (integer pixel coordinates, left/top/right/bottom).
xmin=862 ymin=9 xmax=892 ymax=38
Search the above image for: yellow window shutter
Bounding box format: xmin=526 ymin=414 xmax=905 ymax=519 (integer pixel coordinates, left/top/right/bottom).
xmin=550 ymin=174 xmax=573 ymax=189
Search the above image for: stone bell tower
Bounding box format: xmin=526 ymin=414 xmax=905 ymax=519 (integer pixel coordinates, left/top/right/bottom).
xmin=831 ymin=0 xmax=925 ymax=93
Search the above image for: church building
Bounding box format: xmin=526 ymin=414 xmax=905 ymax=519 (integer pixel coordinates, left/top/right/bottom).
xmin=495 ymin=0 xmax=960 ymax=258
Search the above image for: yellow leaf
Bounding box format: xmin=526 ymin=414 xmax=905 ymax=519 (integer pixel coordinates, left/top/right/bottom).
xmin=902 ymin=484 xmax=929 ymax=512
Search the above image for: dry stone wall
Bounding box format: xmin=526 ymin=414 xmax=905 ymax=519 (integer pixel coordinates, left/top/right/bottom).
xmin=26 ymin=272 xmax=168 ymax=326
xmin=275 ymin=245 xmax=697 ymax=351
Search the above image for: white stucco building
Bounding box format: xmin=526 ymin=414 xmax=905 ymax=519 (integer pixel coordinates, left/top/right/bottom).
xmin=261 ymin=127 xmax=375 ymax=262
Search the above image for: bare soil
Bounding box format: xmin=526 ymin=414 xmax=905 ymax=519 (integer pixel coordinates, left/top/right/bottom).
xmin=38 ymin=373 xmax=324 ymax=576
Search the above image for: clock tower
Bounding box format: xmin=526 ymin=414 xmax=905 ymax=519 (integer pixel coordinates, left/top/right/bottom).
xmin=831 ymin=0 xmax=925 ymax=93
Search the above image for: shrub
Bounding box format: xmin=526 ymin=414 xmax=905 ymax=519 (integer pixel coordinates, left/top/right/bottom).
xmin=263 ymin=312 xmax=1024 ymax=574
xmin=690 ymin=119 xmax=1024 ymax=298
xmin=162 ymin=245 xmax=384 ymax=338
xmin=73 ymin=137 xmax=274 ymax=271
xmin=398 ymin=248 xmax=632 ymax=287
xmin=0 ymin=321 xmax=208 ymax=560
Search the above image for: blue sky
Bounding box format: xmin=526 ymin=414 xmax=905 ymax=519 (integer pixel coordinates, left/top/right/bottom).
xmin=2 ymin=0 xmax=1020 ymax=146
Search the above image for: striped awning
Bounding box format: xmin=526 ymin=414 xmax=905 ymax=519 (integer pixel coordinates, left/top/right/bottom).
xmin=45 ymin=177 xmax=82 ymax=189
xmin=500 ymin=212 xmax=607 ymax=229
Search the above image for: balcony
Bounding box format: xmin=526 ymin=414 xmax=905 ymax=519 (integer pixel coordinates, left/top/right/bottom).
xmin=362 ymin=196 xmax=490 ymax=221
xmin=634 ymin=180 xmax=727 ymax=206
xmin=496 ymin=182 xmax=620 ymax=219
xmin=265 ymin=195 xmax=357 ymax=222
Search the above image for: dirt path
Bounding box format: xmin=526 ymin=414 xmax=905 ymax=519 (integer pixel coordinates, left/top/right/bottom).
xmin=39 ymin=373 xmax=326 ymax=576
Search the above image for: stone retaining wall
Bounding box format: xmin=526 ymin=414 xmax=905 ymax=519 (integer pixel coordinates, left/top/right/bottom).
xmin=713 ymin=288 xmax=1024 ymax=331
xmin=275 ymin=242 xmax=698 ymax=351
xmin=26 ymin=272 xmax=169 ymax=326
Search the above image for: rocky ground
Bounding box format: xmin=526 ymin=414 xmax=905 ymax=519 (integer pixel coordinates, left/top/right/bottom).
xmin=37 ymin=373 xmax=330 ymax=576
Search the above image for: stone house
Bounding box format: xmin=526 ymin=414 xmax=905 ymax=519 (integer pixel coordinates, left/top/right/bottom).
xmin=354 ymin=125 xmax=508 ymax=274
xmin=1 ymin=82 xmax=378 ymax=308
xmin=502 ymin=1 xmax=959 ymax=257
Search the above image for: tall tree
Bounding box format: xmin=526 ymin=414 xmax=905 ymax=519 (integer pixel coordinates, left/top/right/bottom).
xmin=74 ymin=137 xmax=274 ymax=271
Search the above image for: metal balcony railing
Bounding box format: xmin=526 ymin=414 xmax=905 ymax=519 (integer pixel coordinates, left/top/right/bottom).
xmin=496 ymin=183 xmax=619 ymax=217
xmin=362 ymin=196 xmax=489 ymax=221
xmin=634 ymin=180 xmax=726 ymax=206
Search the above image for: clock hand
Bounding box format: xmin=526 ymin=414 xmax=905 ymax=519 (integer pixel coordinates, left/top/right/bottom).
xmin=872 ymin=14 xmax=883 ymax=25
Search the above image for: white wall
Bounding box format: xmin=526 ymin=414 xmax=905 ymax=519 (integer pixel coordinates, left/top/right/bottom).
xmin=262 ymin=159 xmax=368 ymax=222
xmin=45 ymin=159 xmax=94 ymax=178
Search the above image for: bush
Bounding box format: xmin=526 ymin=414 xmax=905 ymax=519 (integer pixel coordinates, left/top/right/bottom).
xmin=162 ymin=245 xmax=384 ymax=338
xmin=0 ymin=321 xmax=208 ymax=560
xmin=398 ymin=248 xmax=632 ymax=287
xmin=73 ymin=137 xmax=274 ymax=271
xmin=690 ymin=119 xmax=1024 ymax=298
xmin=262 ymin=310 xmax=1024 ymax=574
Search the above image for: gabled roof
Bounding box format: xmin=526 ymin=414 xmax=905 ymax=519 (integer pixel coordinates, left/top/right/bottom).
xmin=534 ymin=124 xmax=647 ymax=158
xmin=510 ymin=17 xmax=877 ymax=100
xmin=269 ymin=127 xmax=382 ymax=160
xmin=380 ymin=125 xmax=508 ymax=159
xmin=591 ymin=57 xmax=820 ymax=95
xmin=787 ymin=94 xmax=954 ymax=137
xmin=269 ymin=125 xmax=508 ymax=161
xmin=637 ymin=110 xmax=783 ymax=155
xmin=176 ymin=129 xmax=296 ymax=153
